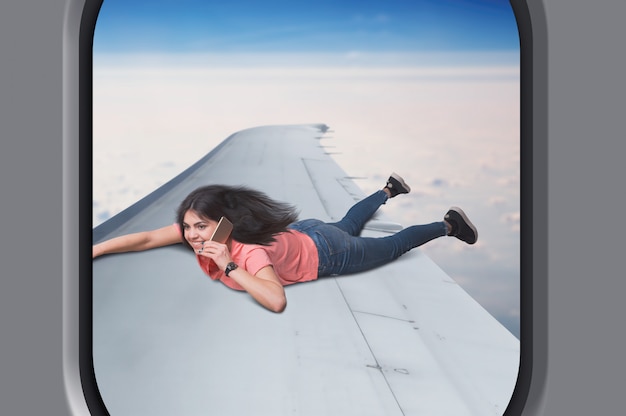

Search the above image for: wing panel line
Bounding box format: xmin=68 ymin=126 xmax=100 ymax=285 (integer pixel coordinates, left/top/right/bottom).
xmin=332 ymin=277 xmax=407 ymax=416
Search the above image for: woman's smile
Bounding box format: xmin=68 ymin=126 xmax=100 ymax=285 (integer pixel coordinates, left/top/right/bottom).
xmin=182 ymin=210 xmax=218 ymax=248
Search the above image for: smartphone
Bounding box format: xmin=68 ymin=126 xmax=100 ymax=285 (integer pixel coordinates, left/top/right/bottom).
xmin=209 ymin=216 xmax=233 ymax=243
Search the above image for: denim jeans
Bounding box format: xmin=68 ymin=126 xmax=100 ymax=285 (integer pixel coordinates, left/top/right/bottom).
xmin=288 ymin=190 xmax=447 ymax=277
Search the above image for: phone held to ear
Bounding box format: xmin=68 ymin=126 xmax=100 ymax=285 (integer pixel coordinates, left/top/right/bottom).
xmin=209 ymin=217 xmax=233 ymax=244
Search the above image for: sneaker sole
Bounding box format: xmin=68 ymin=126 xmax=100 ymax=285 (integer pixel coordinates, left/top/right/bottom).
xmin=390 ymin=172 xmax=411 ymax=193
xmin=449 ymin=206 xmax=478 ymax=244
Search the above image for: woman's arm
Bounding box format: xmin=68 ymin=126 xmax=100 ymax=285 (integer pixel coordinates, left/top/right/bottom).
xmin=92 ymin=224 xmax=183 ymax=258
xmin=198 ymin=241 xmax=287 ymax=313
xmin=227 ymin=265 xmax=287 ymax=313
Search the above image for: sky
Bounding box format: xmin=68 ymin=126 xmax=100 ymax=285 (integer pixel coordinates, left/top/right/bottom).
xmin=95 ymin=0 xmax=518 ymax=54
xmin=92 ymin=0 xmax=521 ymax=338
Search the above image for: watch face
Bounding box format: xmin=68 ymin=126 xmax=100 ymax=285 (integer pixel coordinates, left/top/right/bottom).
xmin=225 ymin=262 xmax=238 ymax=276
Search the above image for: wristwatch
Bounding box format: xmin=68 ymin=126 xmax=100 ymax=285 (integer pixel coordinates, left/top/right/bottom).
xmin=224 ymin=262 xmax=238 ymax=277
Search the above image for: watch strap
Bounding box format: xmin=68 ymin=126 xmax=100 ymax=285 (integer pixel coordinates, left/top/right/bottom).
xmin=224 ymin=262 xmax=238 ymax=277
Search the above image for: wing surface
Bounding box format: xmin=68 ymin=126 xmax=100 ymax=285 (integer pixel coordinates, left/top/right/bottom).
xmin=93 ymin=124 xmax=519 ymax=416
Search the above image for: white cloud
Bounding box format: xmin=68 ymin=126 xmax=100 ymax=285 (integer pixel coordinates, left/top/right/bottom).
xmin=488 ymin=196 xmax=507 ymax=206
xmin=501 ymin=211 xmax=521 ymax=232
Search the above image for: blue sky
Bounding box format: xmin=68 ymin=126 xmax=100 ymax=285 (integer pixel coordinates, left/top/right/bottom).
xmin=94 ymin=0 xmax=519 ymax=54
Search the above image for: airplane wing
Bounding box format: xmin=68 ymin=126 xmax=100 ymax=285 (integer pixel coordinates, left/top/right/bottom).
xmin=92 ymin=124 xmax=520 ymax=416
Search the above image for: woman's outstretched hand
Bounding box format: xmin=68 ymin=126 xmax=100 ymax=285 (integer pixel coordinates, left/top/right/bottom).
xmin=91 ymin=225 xmax=183 ymax=260
xmin=93 ymin=245 xmax=103 ymax=259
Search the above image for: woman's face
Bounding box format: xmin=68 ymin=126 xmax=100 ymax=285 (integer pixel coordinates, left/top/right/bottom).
xmin=182 ymin=209 xmax=219 ymax=251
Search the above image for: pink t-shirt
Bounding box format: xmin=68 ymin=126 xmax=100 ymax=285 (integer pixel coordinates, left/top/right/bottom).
xmin=175 ymin=223 xmax=319 ymax=290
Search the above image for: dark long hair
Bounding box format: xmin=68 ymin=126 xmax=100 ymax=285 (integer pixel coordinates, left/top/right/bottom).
xmin=176 ymin=184 xmax=299 ymax=247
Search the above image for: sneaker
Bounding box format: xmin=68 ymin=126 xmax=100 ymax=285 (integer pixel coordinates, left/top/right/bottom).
xmin=385 ymin=173 xmax=411 ymax=198
xmin=444 ymin=207 xmax=478 ymax=244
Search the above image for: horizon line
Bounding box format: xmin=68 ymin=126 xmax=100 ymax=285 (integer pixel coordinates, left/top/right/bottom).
xmin=94 ymin=50 xmax=520 ymax=69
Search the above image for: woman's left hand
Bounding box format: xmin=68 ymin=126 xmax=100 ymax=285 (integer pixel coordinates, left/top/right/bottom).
xmin=196 ymin=241 xmax=232 ymax=271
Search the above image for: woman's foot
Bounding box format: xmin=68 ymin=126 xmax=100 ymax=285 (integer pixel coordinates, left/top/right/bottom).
xmin=384 ymin=173 xmax=411 ymax=198
xmin=444 ymin=207 xmax=478 ymax=244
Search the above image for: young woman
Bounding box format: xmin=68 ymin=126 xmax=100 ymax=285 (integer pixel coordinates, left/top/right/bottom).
xmin=92 ymin=173 xmax=477 ymax=313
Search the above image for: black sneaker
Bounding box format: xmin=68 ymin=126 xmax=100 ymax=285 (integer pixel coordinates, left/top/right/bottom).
xmin=444 ymin=207 xmax=478 ymax=245
xmin=385 ymin=173 xmax=411 ymax=198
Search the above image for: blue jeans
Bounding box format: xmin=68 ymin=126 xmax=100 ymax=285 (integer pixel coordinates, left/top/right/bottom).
xmin=289 ymin=190 xmax=447 ymax=277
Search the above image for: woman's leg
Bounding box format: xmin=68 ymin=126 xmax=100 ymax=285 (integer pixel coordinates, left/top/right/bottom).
xmin=316 ymin=204 xmax=479 ymax=276
xmin=316 ymin=221 xmax=448 ymax=277
xmin=343 ymin=222 xmax=448 ymax=274
xmin=328 ymin=173 xmax=411 ymax=236
xmin=327 ymin=190 xmax=388 ymax=236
